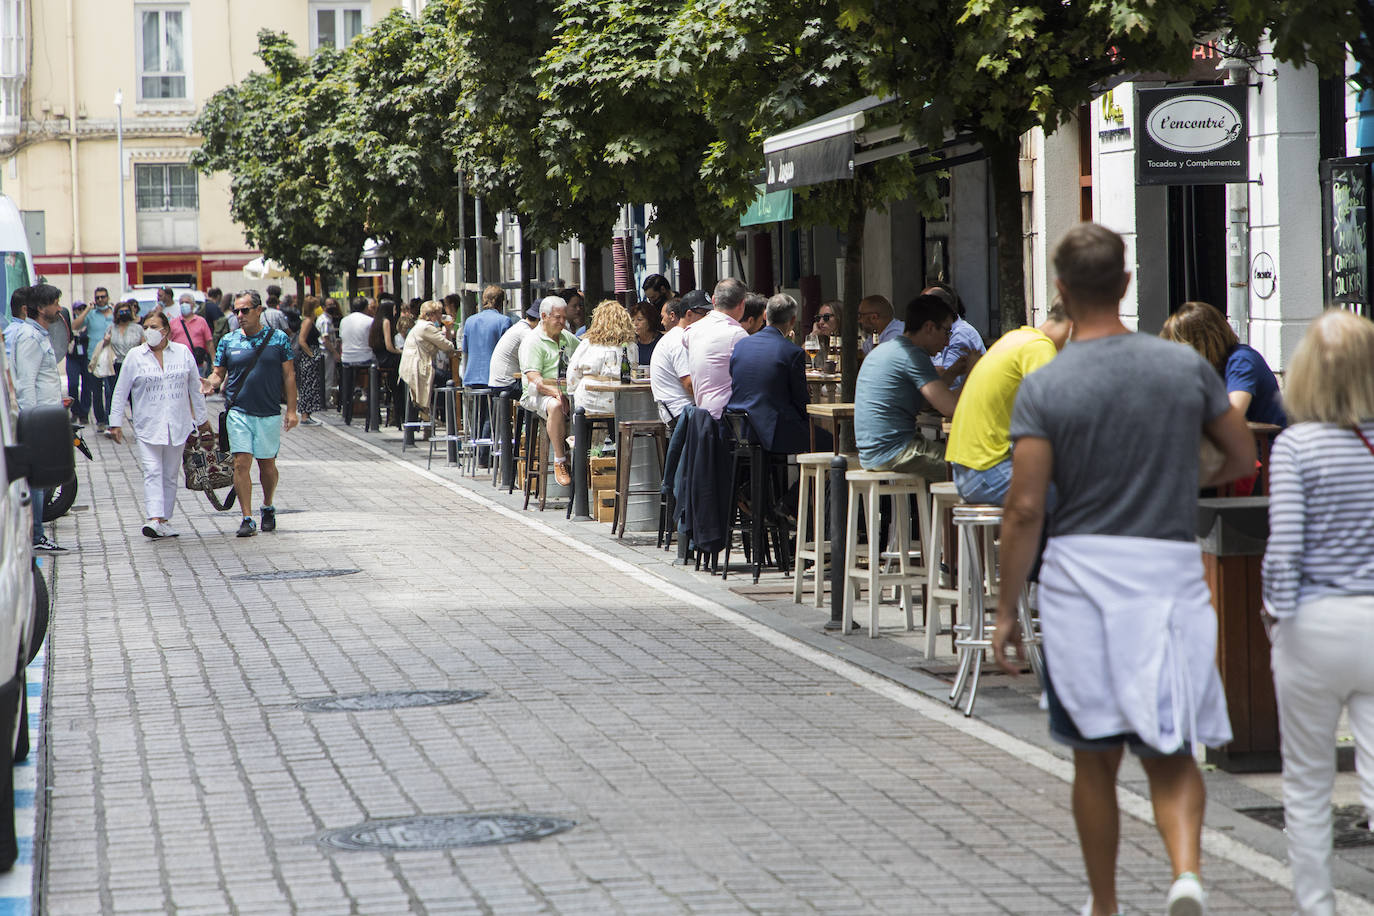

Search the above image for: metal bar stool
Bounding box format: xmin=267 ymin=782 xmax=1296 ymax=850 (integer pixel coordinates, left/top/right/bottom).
xmin=424 ymin=385 xmax=463 ymax=470
xmin=460 ymin=387 xmax=497 ymax=477
xmin=947 ymin=504 xmax=1043 ymax=716
xmin=720 ymin=410 xmax=791 ymax=583
xmin=841 ymin=469 xmax=929 ymax=636
xmin=400 ymin=381 xmax=432 ymax=451
xmin=613 ymin=419 xmax=668 ymax=538
xmin=925 ymin=481 xmax=962 ymax=658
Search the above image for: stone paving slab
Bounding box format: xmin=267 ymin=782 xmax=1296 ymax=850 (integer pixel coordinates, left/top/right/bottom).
xmin=31 ymin=408 xmax=1367 ymax=914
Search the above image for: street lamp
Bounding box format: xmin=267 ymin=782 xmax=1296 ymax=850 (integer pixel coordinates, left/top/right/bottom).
xmin=114 ymin=90 xmax=127 ymax=293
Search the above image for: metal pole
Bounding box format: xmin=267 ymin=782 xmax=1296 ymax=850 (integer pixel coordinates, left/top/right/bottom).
xmin=456 ymin=174 xmax=466 ymax=297
xmin=114 ymin=90 xmax=127 ymax=291
xmin=445 ymin=387 xmax=460 ymax=465
xmin=497 ymin=391 xmax=514 ymax=490
xmin=402 ymin=385 xmax=416 ymax=448
xmin=474 ymin=196 xmax=485 ymax=295
xmin=1222 ymin=58 xmax=1251 ymax=343
xmin=825 ymin=454 xmax=848 ymax=630
xmin=367 ymin=366 xmax=381 ymax=432
xmin=571 ymin=406 xmax=591 ymax=520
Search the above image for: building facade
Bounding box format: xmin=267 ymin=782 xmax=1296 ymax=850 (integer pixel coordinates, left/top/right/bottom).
xmin=1 ymin=0 xmax=398 ymax=303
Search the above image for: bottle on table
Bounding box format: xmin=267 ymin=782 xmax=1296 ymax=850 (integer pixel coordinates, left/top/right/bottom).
xmin=619 ymin=346 xmax=632 ymax=384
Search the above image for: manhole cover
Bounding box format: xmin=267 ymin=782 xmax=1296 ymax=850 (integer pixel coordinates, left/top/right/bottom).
xmin=233 ymin=568 xmax=360 ymax=582
xmin=1239 ymin=805 xmax=1374 ymax=848
xmin=300 ymin=689 xmax=486 ymax=712
xmin=317 ymin=813 xmax=575 ymax=851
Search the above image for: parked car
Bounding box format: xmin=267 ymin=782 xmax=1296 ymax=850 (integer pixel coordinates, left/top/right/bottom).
xmin=0 ymin=330 xmax=74 ymax=872
xmin=117 ymin=285 xmax=205 ymax=315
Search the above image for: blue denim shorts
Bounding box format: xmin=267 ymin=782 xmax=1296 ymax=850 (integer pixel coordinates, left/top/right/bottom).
xmin=951 ymin=458 xmax=1013 ymax=506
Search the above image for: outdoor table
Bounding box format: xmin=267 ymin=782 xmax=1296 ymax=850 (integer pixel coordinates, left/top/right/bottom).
xmin=805 ymin=371 xmax=843 ymax=404
xmin=807 ymin=402 xmax=855 ymax=453
xmin=583 ymin=379 xmax=658 ymax=532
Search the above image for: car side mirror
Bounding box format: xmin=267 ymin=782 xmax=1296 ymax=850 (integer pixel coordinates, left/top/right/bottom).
xmin=6 ymin=405 xmax=74 ymax=489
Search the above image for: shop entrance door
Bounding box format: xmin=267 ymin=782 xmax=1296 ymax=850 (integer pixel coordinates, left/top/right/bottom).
xmin=1166 ymin=184 xmax=1227 ymax=313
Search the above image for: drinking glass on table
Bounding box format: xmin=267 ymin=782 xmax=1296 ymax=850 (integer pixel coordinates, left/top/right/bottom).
xmin=804 ymin=333 xmax=821 ymax=362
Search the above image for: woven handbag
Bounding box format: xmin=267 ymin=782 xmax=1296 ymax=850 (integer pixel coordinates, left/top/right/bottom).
xmin=182 ymin=433 xmax=235 ymax=491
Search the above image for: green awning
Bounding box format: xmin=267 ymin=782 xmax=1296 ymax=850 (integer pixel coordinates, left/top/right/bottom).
xmin=740 ymin=186 xmax=793 ymax=226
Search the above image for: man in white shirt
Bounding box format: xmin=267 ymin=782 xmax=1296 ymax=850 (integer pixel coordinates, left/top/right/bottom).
xmin=489 ymin=302 xmax=539 ymax=395
xmin=650 ymin=290 xmax=709 ymax=425
xmin=683 ymin=278 xmax=749 ymax=419
xmin=338 ymin=296 xmax=375 ymax=425
xmin=859 ymin=294 xmax=905 ymax=356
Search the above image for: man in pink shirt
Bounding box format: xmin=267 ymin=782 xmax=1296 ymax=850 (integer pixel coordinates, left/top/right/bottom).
xmin=683 ymin=277 xmax=749 ymax=419
xmin=168 ymin=292 xmax=213 ymax=375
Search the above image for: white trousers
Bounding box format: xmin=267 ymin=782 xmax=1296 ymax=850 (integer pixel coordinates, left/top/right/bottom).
xmin=135 ymin=439 xmax=184 ymax=520
xmin=1272 ymin=592 xmax=1374 ymax=916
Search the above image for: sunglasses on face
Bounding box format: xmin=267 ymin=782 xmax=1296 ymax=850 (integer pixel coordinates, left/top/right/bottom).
xmin=233 ymin=307 xmax=256 ymax=316
xmin=817 ymin=313 xmax=834 ymax=320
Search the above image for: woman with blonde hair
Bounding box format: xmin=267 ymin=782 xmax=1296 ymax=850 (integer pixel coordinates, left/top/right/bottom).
xmin=1161 ymin=300 xmax=1287 ymax=426
xmin=398 ymin=300 xmax=457 ymax=420
xmin=566 ymin=300 xmax=637 ymax=416
xmin=1263 ymin=308 xmax=1374 ymax=915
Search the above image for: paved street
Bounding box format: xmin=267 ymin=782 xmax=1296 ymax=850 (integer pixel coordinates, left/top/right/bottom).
xmin=30 ymin=409 xmax=1374 ymax=914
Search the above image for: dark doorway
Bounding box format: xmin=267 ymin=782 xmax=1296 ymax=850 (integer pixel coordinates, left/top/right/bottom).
xmin=1166 ymin=184 xmax=1227 ymax=313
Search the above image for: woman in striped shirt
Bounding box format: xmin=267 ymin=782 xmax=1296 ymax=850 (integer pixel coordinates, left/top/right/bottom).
xmin=1263 ymin=308 xmax=1374 ymax=916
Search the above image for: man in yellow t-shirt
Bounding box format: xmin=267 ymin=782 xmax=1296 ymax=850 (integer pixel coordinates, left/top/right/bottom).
xmin=945 ymin=302 xmax=1072 ymax=504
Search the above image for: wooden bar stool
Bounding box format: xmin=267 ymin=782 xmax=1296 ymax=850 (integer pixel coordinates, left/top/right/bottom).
xmin=842 ymin=469 xmax=929 ymax=637
xmin=793 ymin=452 xmax=835 ymax=607
xmin=521 ymin=409 xmax=549 ymax=511
xmin=613 ymin=419 xmax=668 ymax=538
xmin=925 ymin=481 xmax=962 ymax=658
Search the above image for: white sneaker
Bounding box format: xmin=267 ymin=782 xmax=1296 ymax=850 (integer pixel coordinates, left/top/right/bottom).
xmin=1166 ymin=872 xmax=1205 ymax=916
xmin=155 ymin=521 xmax=179 ymax=538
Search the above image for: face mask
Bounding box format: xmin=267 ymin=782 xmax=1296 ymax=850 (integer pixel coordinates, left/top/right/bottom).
xmin=144 ymin=328 xmax=164 ymax=347
xmin=180 ymin=303 xmax=193 ymax=316
xmin=116 ymin=311 xmax=131 ymax=322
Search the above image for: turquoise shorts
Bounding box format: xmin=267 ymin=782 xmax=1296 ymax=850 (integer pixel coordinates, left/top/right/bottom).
xmin=225 ymin=409 xmax=282 ymax=459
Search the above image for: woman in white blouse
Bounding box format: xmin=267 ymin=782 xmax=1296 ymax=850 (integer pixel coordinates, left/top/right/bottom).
xmin=109 ymin=311 xmax=213 ymax=539
xmin=566 ymin=300 xmax=637 ymax=417
xmin=1263 ymin=308 xmax=1374 ymax=915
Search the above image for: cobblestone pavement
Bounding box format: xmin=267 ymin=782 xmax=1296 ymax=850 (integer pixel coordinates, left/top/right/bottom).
xmin=33 ymin=409 xmax=1371 ymax=914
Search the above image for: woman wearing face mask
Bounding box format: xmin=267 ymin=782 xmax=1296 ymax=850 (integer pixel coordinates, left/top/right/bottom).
xmin=107 ymin=312 xmax=213 ymax=538
xmin=167 ymin=295 xmax=213 ymax=377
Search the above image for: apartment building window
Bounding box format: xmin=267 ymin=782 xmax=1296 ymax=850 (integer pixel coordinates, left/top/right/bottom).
xmin=310 ymin=3 xmax=367 ymax=51
xmin=0 ymin=0 xmax=25 ymax=134
xmin=137 ymin=5 xmax=188 ymax=101
xmin=135 ymin=164 xmax=198 ymax=250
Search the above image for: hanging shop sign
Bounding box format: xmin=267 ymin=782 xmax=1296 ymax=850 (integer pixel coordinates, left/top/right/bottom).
xmin=1135 ymin=85 xmax=1248 ymax=185
xmin=1321 ymin=157 xmax=1372 ymax=316
xmin=765 ymin=133 xmax=854 ymax=192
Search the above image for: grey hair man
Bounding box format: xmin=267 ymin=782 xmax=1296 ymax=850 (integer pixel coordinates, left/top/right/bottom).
xmin=517 ymin=295 xmax=580 ymax=486
xmin=682 ymin=278 xmax=749 ymax=418
xmin=725 ymin=292 xmax=810 ymax=454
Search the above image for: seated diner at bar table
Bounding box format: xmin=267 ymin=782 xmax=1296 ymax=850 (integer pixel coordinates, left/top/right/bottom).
xmin=518 ymin=295 xmax=580 ymax=487
xmin=567 ymin=301 xmax=639 ymax=417
xmin=854 ymin=294 xmax=967 ymax=479
xmin=631 ymin=300 xmax=664 ymax=364
xmin=1160 ymin=300 xmax=1287 ymax=427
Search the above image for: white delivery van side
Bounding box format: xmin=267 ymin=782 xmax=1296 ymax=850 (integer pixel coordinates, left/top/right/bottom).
xmin=0 ymin=195 xmax=37 ymax=337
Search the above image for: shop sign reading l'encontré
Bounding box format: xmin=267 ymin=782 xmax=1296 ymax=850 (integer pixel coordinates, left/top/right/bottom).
xmin=1135 ymin=85 xmax=1248 ymax=186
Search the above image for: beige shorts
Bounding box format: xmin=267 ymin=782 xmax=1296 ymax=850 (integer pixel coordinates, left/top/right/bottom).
xmin=521 ymin=392 xmax=565 ymax=420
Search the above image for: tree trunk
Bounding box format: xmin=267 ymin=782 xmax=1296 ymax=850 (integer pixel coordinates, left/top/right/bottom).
xmin=390 ymin=257 xmax=404 ymax=301
xmin=319 ymin=274 xmax=332 ymax=299
xmin=582 ymin=243 xmax=604 ymax=301
xmin=699 ymin=239 xmax=718 ymax=294
xmin=345 ymin=267 xmax=357 ymax=298
xmin=986 ymin=133 xmax=1028 ymax=338
xmin=422 ymin=256 xmax=435 ymax=301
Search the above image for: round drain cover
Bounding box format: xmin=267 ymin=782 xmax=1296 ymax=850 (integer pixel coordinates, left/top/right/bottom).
xmin=318 ymin=813 xmax=575 ymax=851
xmin=234 ymin=568 xmax=360 ymax=582
xmin=300 ymin=689 xmax=486 ymax=712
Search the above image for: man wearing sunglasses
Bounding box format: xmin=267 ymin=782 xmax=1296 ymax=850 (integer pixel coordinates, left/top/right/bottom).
xmin=203 ymin=290 xmax=298 ymax=537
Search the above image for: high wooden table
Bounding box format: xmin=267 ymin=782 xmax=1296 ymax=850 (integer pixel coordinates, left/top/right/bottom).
xmin=582 ymin=379 xmax=658 ymax=532
xmin=806 ymin=402 xmax=855 ymax=452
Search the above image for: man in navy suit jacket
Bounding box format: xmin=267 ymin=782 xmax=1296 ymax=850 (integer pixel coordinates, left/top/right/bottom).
xmin=726 ymin=294 xmax=810 ymax=454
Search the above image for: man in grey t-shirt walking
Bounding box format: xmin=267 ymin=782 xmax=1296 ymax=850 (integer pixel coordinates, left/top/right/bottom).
xmin=991 ymin=224 xmax=1254 ymax=916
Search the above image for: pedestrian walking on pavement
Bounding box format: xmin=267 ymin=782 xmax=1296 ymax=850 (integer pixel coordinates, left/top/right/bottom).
xmin=295 ymin=295 xmax=326 ymax=426
xmin=107 ymin=311 xmax=213 ymax=539
xmin=1262 ymin=308 xmax=1374 ymax=916
xmin=202 ymin=290 xmax=298 ymax=538
xmin=5 ymin=283 xmax=70 ymax=553
xmin=991 ymin=223 xmax=1256 ymax=916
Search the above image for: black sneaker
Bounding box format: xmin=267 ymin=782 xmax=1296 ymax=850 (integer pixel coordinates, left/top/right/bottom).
xmin=32 ymin=534 xmax=67 ymax=553
xmin=260 ymin=506 xmax=276 ymax=533
xmin=236 ymin=517 xmax=257 ymax=538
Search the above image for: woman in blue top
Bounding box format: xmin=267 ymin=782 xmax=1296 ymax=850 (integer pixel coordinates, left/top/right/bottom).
xmin=1162 ymin=300 xmax=1288 ymax=427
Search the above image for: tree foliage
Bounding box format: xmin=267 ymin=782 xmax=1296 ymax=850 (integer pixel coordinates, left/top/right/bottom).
xmin=190 ymin=31 xmax=366 ymax=285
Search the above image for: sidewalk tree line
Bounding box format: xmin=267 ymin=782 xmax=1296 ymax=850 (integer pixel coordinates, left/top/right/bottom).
xmin=193 ymin=0 xmax=1366 ymax=337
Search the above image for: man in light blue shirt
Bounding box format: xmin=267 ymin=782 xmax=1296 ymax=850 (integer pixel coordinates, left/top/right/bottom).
xmin=927 ymin=284 xmax=986 ymax=390
xmin=6 ymin=284 xmax=68 ymax=551
xmin=82 ymin=287 xmax=116 ymax=430
xmin=858 ymin=294 xmax=905 ymax=356
xmin=461 ymin=285 xmax=513 ymax=387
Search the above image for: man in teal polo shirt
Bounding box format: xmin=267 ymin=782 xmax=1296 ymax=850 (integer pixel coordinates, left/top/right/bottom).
xmin=204 ymin=290 xmax=298 ymax=538
xmin=518 ymin=295 xmax=579 ymax=486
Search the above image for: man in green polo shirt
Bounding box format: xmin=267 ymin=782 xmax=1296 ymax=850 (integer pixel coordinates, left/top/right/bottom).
xmin=518 ymin=295 xmax=581 ymax=486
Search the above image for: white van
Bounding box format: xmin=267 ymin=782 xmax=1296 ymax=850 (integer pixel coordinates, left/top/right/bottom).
xmin=0 ymin=195 xmax=37 ymax=336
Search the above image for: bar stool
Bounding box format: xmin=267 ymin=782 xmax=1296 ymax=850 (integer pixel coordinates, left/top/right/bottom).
xmin=924 ymin=481 xmax=962 ymax=658
xmin=721 ymin=410 xmax=791 ymax=583
xmin=400 ymin=381 xmax=431 ymax=452
xmin=423 ymin=385 xmax=463 ymax=470
xmin=613 ymin=419 xmax=668 ymax=538
xmin=842 ymin=469 xmax=929 ymax=636
xmin=792 ymin=452 xmax=835 ymax=607
xmin=521 ymin=408 xmax=547 ymax=510
xmin=459 ymin=387 xmax=497 ymax=477
xmin=947 ymin=504 xmax=1043 ymax=716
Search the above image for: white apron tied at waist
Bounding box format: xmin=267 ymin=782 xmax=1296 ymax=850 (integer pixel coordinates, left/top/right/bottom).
xmin=1039 ymin=534 xmax=1233 ymax=753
